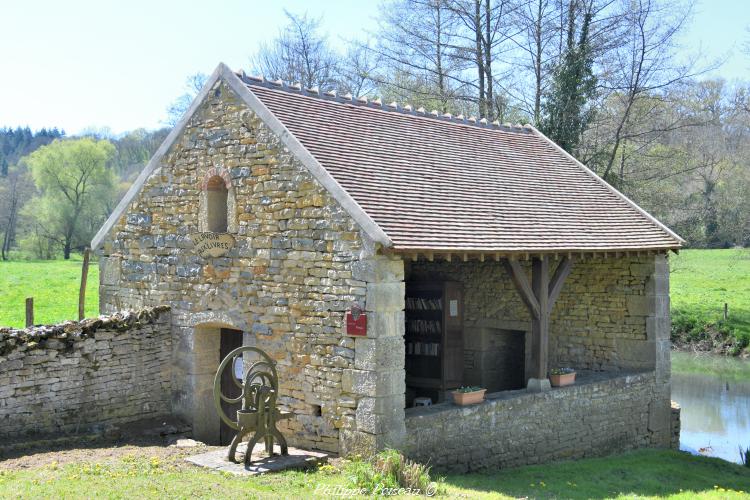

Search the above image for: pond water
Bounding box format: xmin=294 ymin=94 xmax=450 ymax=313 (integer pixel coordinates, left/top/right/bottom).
xmin=671 ymin=351 xmax=750 ymax=464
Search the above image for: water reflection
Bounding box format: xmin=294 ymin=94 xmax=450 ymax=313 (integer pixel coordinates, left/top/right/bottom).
xmin=672 ymin=352 xmax=750 ymax=464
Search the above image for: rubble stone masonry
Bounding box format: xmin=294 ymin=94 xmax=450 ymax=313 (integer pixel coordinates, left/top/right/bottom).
xmin=96 ymin=80 xmax=403 ymax=454
xmin=0 ymin=307 xmax=172 ymax=441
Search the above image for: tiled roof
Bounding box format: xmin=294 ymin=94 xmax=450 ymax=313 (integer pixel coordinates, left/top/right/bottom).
xmin=241 ymin=76 xmax=683 ymax=253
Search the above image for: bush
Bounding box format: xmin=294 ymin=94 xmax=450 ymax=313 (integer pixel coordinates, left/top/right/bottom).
xmin=345 ymin=449 xmax=440 ymax=495
xmin=671 ymin=310 xmax=749 ymax=356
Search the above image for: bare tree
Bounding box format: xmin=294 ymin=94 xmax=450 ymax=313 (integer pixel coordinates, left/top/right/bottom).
xmin=446 ymin=0 xmax=523 ymax=120
xmin=0 ymin=164 xmax=33 ymax=260
xmin=165 ymin=73 xmax=209 ymax=127
xmin=510 ymin=0 xmax=560 ymax=123
xmin=337 ymin=42 xmax=381 ymax=97
xmin=590 ymin=0 xmax=702 ymax=183
xmin=368 ymin=0 xmax=468 ymax=113
xmin=250 ymin=10 xmax=340 ymax=90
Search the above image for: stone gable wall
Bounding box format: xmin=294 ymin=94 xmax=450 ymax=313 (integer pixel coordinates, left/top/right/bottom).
xmin=0 ymin=307 xmax=172 ymax=440
xmin=97 ymin=80 xmax=404 ymax=453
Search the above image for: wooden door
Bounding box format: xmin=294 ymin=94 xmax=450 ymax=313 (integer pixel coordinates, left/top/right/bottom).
xmin=219 ymin=328 xmax=243 ymax=445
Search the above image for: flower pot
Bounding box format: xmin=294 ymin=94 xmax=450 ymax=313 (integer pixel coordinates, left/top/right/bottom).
xmin=550 ymin=372 xmax=576 ymax=387
xmin=451 ymin=389 xmax=486 ymax=405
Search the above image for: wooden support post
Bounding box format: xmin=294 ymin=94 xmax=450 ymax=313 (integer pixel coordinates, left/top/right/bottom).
xmin=504 ymin=256 xmax=573 ymax=386
xmin=25 ymin=297 xmax=34 ymax=327
xmin=531 ymin=257 xmax=549 ymax=380
xmin=79 ymin=247 xmax=91 ymax=321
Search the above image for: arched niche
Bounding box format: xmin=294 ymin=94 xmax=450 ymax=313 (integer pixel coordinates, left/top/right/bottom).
xmin=199 ymin=167 xmax=237 ymax=233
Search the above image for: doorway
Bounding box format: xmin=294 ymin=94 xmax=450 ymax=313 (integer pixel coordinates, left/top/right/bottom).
xmin=219 ymin=327 xmax=243 ymax=445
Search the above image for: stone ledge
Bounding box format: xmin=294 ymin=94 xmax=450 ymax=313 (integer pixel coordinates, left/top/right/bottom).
xmin=405 ymin=369 xmax=655 ymax=419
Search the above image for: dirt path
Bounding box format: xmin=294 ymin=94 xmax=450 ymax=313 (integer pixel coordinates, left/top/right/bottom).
xmin=0 ymin=435 xmax=222 ymax=471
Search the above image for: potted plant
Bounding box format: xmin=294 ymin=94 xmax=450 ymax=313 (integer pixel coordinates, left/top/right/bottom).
xmin=549 ymin=367 xmax=576 ymax=387
xmin=451 ymin=386 xmax=486 ymax=405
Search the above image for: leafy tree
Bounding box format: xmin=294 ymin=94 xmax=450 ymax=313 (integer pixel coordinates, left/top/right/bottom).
xmin=24 ymin=138 xmax=116 ymax=259
xmin=539 ymin=0 xmax=596 ymax=153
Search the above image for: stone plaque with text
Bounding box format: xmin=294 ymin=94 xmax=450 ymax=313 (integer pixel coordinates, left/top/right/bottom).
xmin=189 ymin=232 xmax=235 ymax=258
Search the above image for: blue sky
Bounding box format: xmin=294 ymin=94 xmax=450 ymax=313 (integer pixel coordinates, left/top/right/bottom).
xmin=1 ymin=0 xmax=748 ymax=135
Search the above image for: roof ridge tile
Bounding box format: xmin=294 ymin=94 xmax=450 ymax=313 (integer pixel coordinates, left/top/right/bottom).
xmin=235 ymin=71 xmax=535 ymax=133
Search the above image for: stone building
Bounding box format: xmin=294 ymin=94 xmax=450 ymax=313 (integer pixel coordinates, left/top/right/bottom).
xmin=92 ymin=63 xmax=682 ymax=469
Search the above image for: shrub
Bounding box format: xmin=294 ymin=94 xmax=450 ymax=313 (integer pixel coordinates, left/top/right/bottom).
xmin=346 ymin=449 xmax=440 ymax=495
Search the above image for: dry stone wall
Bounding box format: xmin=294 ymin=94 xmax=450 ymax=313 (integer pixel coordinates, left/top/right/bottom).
xmin=96 ymin=80 xmax=403 ymax=454
xmin=0 ymin=307 xmax=171 ymax=441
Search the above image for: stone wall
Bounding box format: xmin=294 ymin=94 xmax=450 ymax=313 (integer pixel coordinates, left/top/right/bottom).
xmin=96 ymin=79 xmax=403 ymax=454
xmin=407 ymin=254 xmax=664 ymax=375
xmin=404 ymin=370 xmax=672 ymax=472
xmin=670 ymin=400 xmax=681 ymax=449
xmin=0 ymin=307 xmax=172 ymax=440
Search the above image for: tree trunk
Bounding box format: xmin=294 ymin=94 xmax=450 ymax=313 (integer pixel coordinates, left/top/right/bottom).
xmin=475 ymin=0 xmax=486 ymax=118
xmin=63 ymin=229 xmax=73 ymax=260
xmin=484 ymin=0 xmax=494 ymax=120
xmin=436 ymin=3 xmax=447 ymax=113
xmin=533 ymin=0 xmax=543 ymax=124
xmin=1 ymin=187 xmax=18 ymax=260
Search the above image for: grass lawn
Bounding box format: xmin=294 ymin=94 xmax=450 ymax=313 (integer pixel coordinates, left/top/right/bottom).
xmin=670 ymin=248 xmax=750 ymax=348
xmin=0 ymin=255 xmax=99 ymax=328
xmin=1 ymin=447 xmax=748 ymax=499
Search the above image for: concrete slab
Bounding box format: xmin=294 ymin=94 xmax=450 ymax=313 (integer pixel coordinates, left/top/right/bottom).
xmin=185 ymin=442 xmax=329 ymax=476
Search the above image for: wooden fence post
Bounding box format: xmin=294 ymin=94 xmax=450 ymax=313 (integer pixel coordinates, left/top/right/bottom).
xmin=25 ymin=297 xmax=33 ymax=327
xmin=79 ymin=247 xmax=91 ymax=321
xmin=724 ymin=303 xmax=728 ymax=321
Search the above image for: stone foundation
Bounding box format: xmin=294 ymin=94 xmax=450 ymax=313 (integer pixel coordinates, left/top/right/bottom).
xmin=404 ymin=370 xmax=672 ymax=472
xmin=0 ymin=307 xmax=172 ymax=440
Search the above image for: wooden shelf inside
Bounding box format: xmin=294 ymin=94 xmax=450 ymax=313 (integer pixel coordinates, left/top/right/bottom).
xmin=404 ymin=281 xmax=463 ymax=404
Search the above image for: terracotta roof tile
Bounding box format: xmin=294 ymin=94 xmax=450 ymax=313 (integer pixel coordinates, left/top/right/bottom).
xmin=244 ymin=80 xmax=683 ymax=253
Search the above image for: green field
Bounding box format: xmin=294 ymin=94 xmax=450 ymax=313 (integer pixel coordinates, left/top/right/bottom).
xmin=670 ymin=248 xmax=750 ymax=353
xmin=0 ymin=256 xmax=99 ymax=328
xmin=1 ymin=449 xmax=748 ymax=499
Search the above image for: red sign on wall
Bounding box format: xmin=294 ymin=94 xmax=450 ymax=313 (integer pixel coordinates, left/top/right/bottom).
xmin=346 ymin=306 xmax=367 ymax=336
